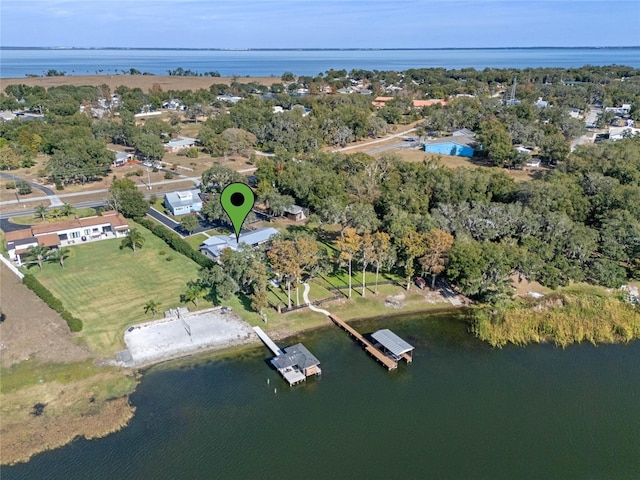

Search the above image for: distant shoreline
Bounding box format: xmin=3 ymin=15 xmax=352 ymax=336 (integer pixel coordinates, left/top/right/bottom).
xmin=0 ymin=75 xmax=281 ymax=91
xmin=2 ymin=46 xmax=639 ymax=51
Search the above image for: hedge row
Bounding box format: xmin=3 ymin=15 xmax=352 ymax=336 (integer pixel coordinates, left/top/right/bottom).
xmin=22 ymin=274 xmax=83 ymax=332
xmin=136 ymin=217 xmax=215 ymax=269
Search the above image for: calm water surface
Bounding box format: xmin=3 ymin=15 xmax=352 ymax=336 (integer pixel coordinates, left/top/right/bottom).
xmin=4 ymin=312 xmax=640 ymax=480
xmin=1 ymin=48 xmax=639 ymax=78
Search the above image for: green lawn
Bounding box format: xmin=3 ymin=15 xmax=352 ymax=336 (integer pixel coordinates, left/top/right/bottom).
xmin=28 ymin=222 xmax=202 ymax=357
xmin=184 ymin=233 xmax=208 ymax=249
xmin=10 ymin=208 xmax=97 ymax=226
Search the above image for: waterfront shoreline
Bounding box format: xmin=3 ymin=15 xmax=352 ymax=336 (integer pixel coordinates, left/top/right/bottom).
xmin=0 ymin=75 xmax=280 ymax=92
xmin=0 ymin=300 xmax=461 ymax=467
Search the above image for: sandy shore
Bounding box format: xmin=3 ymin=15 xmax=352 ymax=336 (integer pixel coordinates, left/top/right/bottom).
xmin=0 ymin=74 xmax=281 ymax=92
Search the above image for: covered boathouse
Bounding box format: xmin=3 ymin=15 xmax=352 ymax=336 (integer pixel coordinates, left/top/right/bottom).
xmin=371 ymin=329 xmax=414 ymax=363
xmin=253 ymin=327 xmax=321 ymax=386
xmin=271 ymin=344 xmax=322 ymax=386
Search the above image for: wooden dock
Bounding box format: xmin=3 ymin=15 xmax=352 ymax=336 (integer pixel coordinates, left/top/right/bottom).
xmin=328 ymin=315 xmax=398 ymax=370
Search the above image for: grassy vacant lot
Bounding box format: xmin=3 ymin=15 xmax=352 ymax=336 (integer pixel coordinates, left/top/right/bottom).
xmin=388 ymin=149 xmax=544 ymax=183
xmin=28 ymin=222 xmax=202 ymax=357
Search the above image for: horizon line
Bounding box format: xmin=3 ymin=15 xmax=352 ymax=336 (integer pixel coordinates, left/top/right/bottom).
xmin=2 ymin=46 xmax=639 ymax=51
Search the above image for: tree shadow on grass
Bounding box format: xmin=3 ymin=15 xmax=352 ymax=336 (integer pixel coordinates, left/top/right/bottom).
xmin=237 ymin=293 xmax=256 ymax=315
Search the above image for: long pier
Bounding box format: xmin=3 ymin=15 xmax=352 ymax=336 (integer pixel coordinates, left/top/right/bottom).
xmin=328 ymin=314 xmax=398 ymax=370
xmin=253 ymin=326 xmax=283 ymax=356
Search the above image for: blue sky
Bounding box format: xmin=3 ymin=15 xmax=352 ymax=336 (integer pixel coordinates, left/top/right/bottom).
xmin=1 ymin=0 xmax=639 ymax=48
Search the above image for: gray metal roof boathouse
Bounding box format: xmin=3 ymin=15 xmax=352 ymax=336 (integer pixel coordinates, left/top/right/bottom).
xmin=371 ymin=329 xmax=415 ymax=363
xmin=253 ymin=327 xmax=321 ymax=386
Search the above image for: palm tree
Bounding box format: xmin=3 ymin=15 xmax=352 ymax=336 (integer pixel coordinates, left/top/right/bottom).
xmin=47 ymin=247 xmax=70 ymax=268
xmin=34 ymin=204 xmax=48 ymax=221
xmin=182 ymin=283 xmax=206 ymax=307
xmin=60 ymin=202 xmax=74 ymax=218
xmin=26 ymin=245 xmax=49 ymax=270
xmin=143 ymin=300 xmax=160 ymax=315
xmin=120 ymin=228 xmax=145 ymax=252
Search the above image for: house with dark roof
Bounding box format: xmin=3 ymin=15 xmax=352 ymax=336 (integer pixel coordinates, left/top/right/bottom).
xmin=164 ymin=189 xmax=203 ymax=215
xmin=4 ymin=210 xmax=130 ymax=265
xmin=424 ymin=134 xmax=476 ymax=158
xmin=271 ymin=343 xmax=321 ymax=385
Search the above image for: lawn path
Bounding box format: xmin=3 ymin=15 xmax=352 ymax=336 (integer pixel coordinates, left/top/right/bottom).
xmin=302 ymin=282 xmax=331 ymax=316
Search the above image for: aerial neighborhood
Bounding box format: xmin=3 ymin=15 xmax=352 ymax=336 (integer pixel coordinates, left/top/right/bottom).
xmin=1 ymin=62 xmax=639 ymax=468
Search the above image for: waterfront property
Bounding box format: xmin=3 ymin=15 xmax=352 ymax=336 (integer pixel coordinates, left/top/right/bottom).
xmin=253 ymin=326 xmax=321 ymax=385
xmin=4 ymin=210 xmax=130 ymax=265
xmin=164 ymin=189 xmax=203 ymax=215
xmin=424 ymin=135 xmax=476 ymax=158
xmin=371 ymin=329 xmax=414 ymax=363
xmin=199 ymin=227 xmax=278 ymax=259
xmin=328 ymin=314 xmax=413 ymax=371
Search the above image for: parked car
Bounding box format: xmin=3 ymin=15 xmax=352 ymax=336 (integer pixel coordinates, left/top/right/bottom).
xmin=414 ymin=276 xmax=426 ymax=289
xmin=405 ymin=137 xmax=416 ymax=142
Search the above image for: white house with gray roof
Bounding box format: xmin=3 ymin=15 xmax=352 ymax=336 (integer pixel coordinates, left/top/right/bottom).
xmin=199 ymin=227 xmax=279 ymax=259
xmin=164 ymin=137 xmax=197 ymax=153
xmin=164 ymin=189 xmax=203 ymax=215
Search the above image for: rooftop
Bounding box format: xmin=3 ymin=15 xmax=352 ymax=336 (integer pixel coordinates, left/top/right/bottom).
xmin=272 ymin=343 xmax=321 ymax=370
xmin=164 ymin=189 xmax=202 ymax=208
xmin=425 ymin=135 xmax=476 ymax=147
xmin=371 ymin=329 xmax=414 ymax=357
xmin=200 ymin=227 xmax=279 ymax=257
xmin=165 ymin=137 xmax=197 ymax=149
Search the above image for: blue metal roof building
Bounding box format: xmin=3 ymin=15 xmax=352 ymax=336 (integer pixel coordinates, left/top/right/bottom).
xmin=424 ymin=135 xmax=476 ymax=158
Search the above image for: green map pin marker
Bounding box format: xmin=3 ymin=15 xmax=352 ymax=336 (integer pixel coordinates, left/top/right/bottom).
xmin=220 ymin=183 xmax=255 ymax=242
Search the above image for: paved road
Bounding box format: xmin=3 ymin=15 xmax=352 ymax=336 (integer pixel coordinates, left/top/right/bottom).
xmin=0 ymin=175 xmax=201 ymax=208
xmin=0 ymin=172 xmax=64 ymax=206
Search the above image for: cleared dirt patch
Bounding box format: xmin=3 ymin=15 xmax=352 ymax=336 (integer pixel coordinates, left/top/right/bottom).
xmin=0 ymin=264 xmax=91 ymax=368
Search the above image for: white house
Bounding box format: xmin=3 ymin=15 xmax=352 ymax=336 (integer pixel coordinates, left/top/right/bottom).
xmin=164 ymin=189 xmax=203 ymax=215
xmin=216 ymin=94 xmax=243 ymax=103
xmin=111 ymin=150 xmax=133 ymax=167
xmin=604 ymin=104 xmax=632 ymax=116
xmin=609 ymin=126 xmax=640 ymax=141
xmin=164 ymin=137 xmax=197 ymax=153
xmin=199 ymin=227 xmax=279 ymax=259
xmin=4 ymin=210 xmax=130 ymax=265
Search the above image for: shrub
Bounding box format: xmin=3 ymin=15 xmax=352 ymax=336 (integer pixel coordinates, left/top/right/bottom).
xmin=16 ymin=181 xmax=32 ymax=195
xmin=164 ymin=172 xmax=174 ymax=179
xmin=186 ymin=148 xmax=199 ymax=159
xmin=5 ymin=182 xmax=15 ymax=190
xmin=22 ymin=274 xmax=83 ymax=332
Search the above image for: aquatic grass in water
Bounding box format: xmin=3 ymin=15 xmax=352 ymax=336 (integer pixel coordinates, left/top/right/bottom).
xmin=472 ymin=286 xmax=640 ymax=347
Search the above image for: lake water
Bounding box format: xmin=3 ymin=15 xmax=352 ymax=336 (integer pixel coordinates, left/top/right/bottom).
xmin=4 ymin=311 xmax=640 ymax=480
xmin=1 ymin=48 xmax=640 ymax=78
